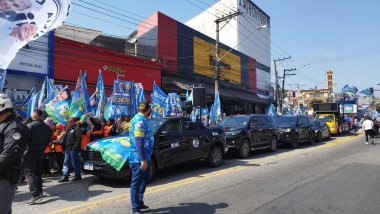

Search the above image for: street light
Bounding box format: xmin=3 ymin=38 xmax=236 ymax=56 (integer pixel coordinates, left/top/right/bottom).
xmin=215 ymin=24 xmax=267 ymax=94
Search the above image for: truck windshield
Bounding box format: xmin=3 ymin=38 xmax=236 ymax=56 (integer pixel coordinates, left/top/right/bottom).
xmin=220 ymin=116 xmax=249 ymax=127
xmin=315 ymin=115 xmax=334 ymax=123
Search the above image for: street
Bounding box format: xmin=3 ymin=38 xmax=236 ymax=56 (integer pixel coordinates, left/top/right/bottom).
xmin=12 ymin=133 xmax=380 ymax=214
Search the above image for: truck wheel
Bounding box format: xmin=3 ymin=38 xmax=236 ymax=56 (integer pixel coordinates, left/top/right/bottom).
xmin=317 ymin=132 xmax=323 ymax=142
xmin=238 ymin=140 xmax=251 ymax=159
xmin=208 ymin=145 xmax=223 ymax=167
xmin=291 ymin=135 xmax=300 ymax=149
xmin=267 ymin=137 xmax=278 ymax=152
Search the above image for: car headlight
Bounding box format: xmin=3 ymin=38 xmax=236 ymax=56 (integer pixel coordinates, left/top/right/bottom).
xmin=226 ymin=131 xmax=241 ymax=136
xmin=285 ymin=128 xmax=292 ymax=133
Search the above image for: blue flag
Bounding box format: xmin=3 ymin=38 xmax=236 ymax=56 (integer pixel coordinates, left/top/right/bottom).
xmin=26 ymin=90 xmax=40 ymax=119
xmin=151 ymin=83 xmax=168 ymax=118
xmin=0 ymin=69 xmax=6 ymax=93
xmin=165 ymin=93 xmax=182 ymax=117
xmin=341 ymin=84 xmax=359 ymax=94
xmin=38 ymin=78 xmax=47 ymax=110
xmin=45 ymin=86 xmax=72 ymax=125
xmin=17 ymin=87 xmax=35 ymax=119
xmin=90 ymin=71 xmax=107 ymax=118
xmin=46 ymin=77 xmax=54 ymax=97
xmin=133 ymin=83 xmax=146 ymax=115
xmin=104 ymin=96 xmax=116 ymax=121
xmin=360 ymin=88 xmax=372 ymax=96
xmin=267 ymin=103 xmax=277 ymax=117
xmin=70 ymin=71 xmax=91 ymax=118
xmin=209 ymin=104 xmax=215 ymax=125
xmin=213 ymin=91 xmax=221 ymax=124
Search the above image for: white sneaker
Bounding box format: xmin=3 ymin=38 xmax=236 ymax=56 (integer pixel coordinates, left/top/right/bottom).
xmin=365 ymin=142 xmax=369 ymax=144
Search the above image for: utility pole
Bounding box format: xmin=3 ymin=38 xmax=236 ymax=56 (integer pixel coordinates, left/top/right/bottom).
xmin=274 ymin=57 xmax=291 ymax=112
xmin=215 ymin=11 xmax=242 ymax=94
xmin=280 ymin=68 xmax=296 ymax=112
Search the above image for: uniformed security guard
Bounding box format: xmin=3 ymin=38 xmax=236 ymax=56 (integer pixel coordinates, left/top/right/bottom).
xmin=129 ymin=101 xmax=154 ymax=214
xmin=0 ymin=94 xmax=29 ymax=214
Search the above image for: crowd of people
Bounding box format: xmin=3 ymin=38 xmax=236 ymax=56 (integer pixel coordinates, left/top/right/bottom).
xmin=0 ymin=92 xmax=136 ymax=212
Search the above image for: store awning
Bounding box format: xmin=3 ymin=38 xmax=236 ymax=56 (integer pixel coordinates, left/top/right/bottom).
xmin=163 ymin=76 xmax=269 ymax=105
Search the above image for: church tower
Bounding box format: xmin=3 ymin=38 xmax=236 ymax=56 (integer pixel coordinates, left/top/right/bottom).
xmin=325 ymin=70 xmax=335 ymax=94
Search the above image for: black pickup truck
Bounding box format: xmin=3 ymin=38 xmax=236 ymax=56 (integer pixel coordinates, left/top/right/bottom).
xmin=82 ymin=117 xmax=226 ymax=181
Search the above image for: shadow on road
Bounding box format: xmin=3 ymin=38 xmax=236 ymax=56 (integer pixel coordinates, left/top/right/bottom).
xmin=149 ymin=202 xmax=228 ymax=214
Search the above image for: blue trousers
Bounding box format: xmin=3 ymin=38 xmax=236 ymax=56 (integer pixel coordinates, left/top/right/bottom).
xmin=62 ymin=150 xmax=81 ymax=178
xmin=129 ymin=162 xmax=150 ymax=212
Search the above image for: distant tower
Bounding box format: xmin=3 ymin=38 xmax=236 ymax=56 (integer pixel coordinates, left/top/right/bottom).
xmin=325 ymin=70 xmax=335 ymax=94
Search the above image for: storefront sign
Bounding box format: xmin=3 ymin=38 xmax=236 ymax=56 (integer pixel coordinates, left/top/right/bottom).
xmin=103 ymin=65 xmax=126 ymax=76
xmin=238 ymin=0 xmax=270 ymax=26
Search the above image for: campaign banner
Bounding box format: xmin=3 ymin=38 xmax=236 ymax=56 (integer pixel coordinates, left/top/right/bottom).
xmin=151 ymin=83 xmax=167 ymax=118
xmin=45 ymin=86 xmax=71 ymax=125
xmin=113 ymin=80 xmax=133 ymax=107
xmin=0 ymin=0 xmax=71 ymax=69
xmin=165 ymin=92 xmax=182 ymax=116
xmin=90 ymin=71 xmax=106 ymax=118
xmin=132 ymin=83 xmax=145 ymax=115
xmin=89 ymin=135 xmax=131 ymax=171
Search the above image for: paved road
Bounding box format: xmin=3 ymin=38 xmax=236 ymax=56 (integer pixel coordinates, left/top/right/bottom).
xmin=12 ymin=133 xmax=380 ymax=214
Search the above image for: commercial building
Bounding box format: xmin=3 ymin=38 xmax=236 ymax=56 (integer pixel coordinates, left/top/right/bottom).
xmin=3 ymin=32 xmax=54 ymax=104
xmin=133 ymin=1 xmax=271 ymax=114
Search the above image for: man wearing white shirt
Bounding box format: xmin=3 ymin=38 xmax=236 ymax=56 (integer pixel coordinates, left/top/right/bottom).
xmin=362 ymin=116 xmax=375 ymax=145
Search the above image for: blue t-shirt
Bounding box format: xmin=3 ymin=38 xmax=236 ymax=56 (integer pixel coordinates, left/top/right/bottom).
xmin=129 ymin=114 xmax=154 ymax=163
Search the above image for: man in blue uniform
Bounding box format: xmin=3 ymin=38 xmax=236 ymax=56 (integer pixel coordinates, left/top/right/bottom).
xmin=129 ymin=101 xmax=154 ymax=214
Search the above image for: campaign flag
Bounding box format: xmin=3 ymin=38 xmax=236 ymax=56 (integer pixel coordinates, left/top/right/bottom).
xmin=133 ymin=83 xmax=146 ymax=115
xmin=46 ymin=77 xmax=54 ymax=96
xmin=341 ymin=85 xmax=359 ymax=94
xmin=17 ymin=87 xmax=35 ymax=119
xmin=151 ymin=83 xmax=168 ymax=118
xmin=45 ymin=86 xmax=71 ymax=125
xmin=89 ymin=135 xmax=131 ymax=171
xmin=26 ymin=90 xmax=40 ymax=119
xmin=209 ymin=104 xmax=215 ymax=125
xmin=0 ymin=0 xmax=71 ymax=70
xmin=37 ymin=78 xmax=48 ymax=109
xmin=201 ymin=108 xmax=209 ymax=126
xmin=113 ymin=80 xmax=134 ymax=108
xmin=0 ymin=69 xmax=6 ymax=92
xmin=360 ymin=88 xmax=372 ymax=96
xmin=213 ymin=91 xmax=221 ymax=123
xmin=104 ymin=96 xmax=115 ymax=121
xmin=165 ymin=93 xmax=181 ymax=116
xmin=190 ymin=108 xmax=200 ymax=123
xmin=90 ymin=71 xmax=107 ymax=118
xmin=267 ymin=103 xmax=277 ymax=117
xmin=70 ymin=71 xmax=90 ymax=118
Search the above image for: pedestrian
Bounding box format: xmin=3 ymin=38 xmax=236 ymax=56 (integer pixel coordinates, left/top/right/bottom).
xmin=353 ymin=116 xmax=359 ymax=133
xmin=0 ymin=94 xmax=29 ymax=214
xmin=23 ymin=109 xmax=51 ymax=205
xmin=58 ymin=117 xmax=82 ymax=182
xmin=52 ymin=124 xmax=65 ymax=173
xmin=103 ymin=119 xmax=117 ymax=137
xmin=129 ymin=101 xmax=154 ymax=214
xmin=87 ymin=116 xmax=103 ymax=141
xmin=362 ymin=116 xmax=375 ymax=145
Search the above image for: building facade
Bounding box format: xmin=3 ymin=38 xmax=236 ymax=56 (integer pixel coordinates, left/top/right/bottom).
xmin=134 ymin=10 xmax=269 ymax=115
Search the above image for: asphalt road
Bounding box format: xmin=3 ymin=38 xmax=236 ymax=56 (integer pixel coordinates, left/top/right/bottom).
xmin=12 ymin=132 xmax=380 ymax=214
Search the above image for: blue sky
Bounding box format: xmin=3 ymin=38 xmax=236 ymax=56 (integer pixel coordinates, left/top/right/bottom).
xmin=66 ymin=0 xmax=380 ymax=93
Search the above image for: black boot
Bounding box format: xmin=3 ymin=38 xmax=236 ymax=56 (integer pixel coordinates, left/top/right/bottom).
xmin=58 ymin=176 xmax=69 ymax=183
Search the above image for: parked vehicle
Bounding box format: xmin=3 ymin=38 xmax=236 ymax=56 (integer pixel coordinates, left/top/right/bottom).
xmin=313 ymin=103 xmax=349 ymax=135
xmin=82 ymin=117 xmax=226 ymax=181
xmin=275 ymin=115 xmax=315 ymax=148
xmin=312 ymin=120 xmax=331 ymax=142
xmin=219 ymin=114 xmax=279 ymax=159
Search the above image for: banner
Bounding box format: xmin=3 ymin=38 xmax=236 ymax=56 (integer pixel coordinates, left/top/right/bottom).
xmin=70 ymin=71 xmax=90 ymax=118
xmin=0 ymin=0 xmax=71 ymax=69
xmin=37 ymin=77 xmax=48 ymax=109
xmin=151 ymin=83 xmax=167 ymax=118
xmin=165 ymin=92 xmax=182 ymax=116
xmin=89 ymin=135 xmax=131 ymax=171
xmin=267 ymin=103 xmax=277 ymax=117
xmin=133 ymin=83 xmax=145 ymax=115
xmin=113 ymin=80 xmax=133 ymax=108
xmin=45 ymin=86 xmax=71 ymax=125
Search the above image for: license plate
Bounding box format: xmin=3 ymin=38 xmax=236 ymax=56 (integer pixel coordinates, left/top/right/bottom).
xmin=84 ymin=163 xmax=93 ymax=171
